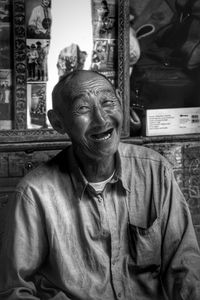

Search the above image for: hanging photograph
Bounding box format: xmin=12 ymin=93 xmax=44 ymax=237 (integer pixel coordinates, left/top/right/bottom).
xmin=26 ymin=39 xmax=50 ymax=82
xmin=91 ymin=0 xmax=117 ymax=73
xmin=26 ymin=0 xmax=52 ymax=39
xmin=92 ymin=0 xmax=117 ymax=40
xmin=91 ymin=38 xmax=116 ymax=71
xmin=0 ymin=0 xmax=11 ymax=23
xmin=27 ymin=83 xmax=47 ymax=129
xmin=0 ymin=69 xmax=12 ymax=129
xmin=0 ymin=23 xmax=12 ymax=69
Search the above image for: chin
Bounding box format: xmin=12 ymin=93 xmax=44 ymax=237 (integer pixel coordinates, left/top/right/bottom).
xmin=91 ymin=142 xmax=119 ymax=160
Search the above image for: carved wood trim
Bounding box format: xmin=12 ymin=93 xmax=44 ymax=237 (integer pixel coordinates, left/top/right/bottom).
xmin=118 ymin=0 xmax=130 ymax=137
xmin=13 ymin=0 xmax=27 ymax=130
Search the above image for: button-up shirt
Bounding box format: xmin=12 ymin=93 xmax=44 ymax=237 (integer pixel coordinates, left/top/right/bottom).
xmin=28 ymin=5 xmax=51 ymax=34
xmin=0 ymin=143 xmax=200 ymax=300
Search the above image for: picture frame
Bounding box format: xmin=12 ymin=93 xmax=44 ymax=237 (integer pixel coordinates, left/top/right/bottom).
xmin=0 ymin=0 xmax=130 ymax=143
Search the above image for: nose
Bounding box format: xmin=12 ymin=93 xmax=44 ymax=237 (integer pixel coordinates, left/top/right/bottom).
xmin=92 ymin=105 xmax=108 ymax=126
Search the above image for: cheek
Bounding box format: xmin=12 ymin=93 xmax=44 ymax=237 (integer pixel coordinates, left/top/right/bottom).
xmin=69 ymin=115 xmax=90 ymax=136
xmin=111 ymin=107 xmax=123 ymax=127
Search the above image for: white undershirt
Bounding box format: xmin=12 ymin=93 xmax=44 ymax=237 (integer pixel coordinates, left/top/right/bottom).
xmin=89 ymin=171 xmax=115 ymax=193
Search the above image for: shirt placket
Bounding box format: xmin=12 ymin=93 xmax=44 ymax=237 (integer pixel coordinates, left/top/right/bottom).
xmin=95 ymin=193 xmax=109 ymax=237
xmin=103 ymin=190 xmax=124 ymax=300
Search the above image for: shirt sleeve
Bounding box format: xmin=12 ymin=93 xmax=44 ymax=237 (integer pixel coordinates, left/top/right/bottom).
xmin=0 ymin=188 xmax=48 ymax=299
xmin=160 ymin=167 xmax=200 ymax=299
xmin=28 ymin=7 xmax=39 ymax=27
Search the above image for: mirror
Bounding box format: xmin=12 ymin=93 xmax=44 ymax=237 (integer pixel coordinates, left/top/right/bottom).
xmin=0 ymin=0 xmax=130 ymax=142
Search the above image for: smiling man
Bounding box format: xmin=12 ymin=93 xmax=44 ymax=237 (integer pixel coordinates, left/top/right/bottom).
xmin=49 ymin=70 xmax=123 ymax=184
xmin=0 ymin=70 xmax=200 ymax=300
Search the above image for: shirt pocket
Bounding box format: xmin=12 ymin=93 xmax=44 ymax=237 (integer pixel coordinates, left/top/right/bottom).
xmin=128 ymin=218 xmax=161 ymax=271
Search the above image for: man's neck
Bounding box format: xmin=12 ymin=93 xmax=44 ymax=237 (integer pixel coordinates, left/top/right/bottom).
xmin=74 ymin=150 xmax=115 ymax=182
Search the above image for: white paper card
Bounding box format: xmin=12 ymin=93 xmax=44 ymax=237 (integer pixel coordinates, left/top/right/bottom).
xmin=146 ymin=107 xmax=200 ymax=136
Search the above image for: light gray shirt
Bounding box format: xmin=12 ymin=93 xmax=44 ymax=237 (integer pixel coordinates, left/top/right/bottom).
xmin=0 ymin=143 xmax=200 ymax=299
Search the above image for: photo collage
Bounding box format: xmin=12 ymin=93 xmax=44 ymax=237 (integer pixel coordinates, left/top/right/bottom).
xmin=26 ymin=0 xmax=51 ymax=129
xmin=91 ymin=0 xmax=117 ymax=74
xmin=0 ymin=0 xmax=12 ymax=129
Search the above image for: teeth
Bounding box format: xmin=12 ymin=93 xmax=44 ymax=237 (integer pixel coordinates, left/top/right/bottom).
xmin=91 ymin=129 xmax=113 ymax=141
xmin=94 ymin=133 xmax=111 ymax=141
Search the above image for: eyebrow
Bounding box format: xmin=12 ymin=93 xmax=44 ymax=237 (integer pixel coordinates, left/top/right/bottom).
xmin=100 ymin=88 xmax=115 ymax=93
xmin=101 ymin=89 xmax=116 ymax=95
xmin=71 ymin=93 xmax=88 ymax=103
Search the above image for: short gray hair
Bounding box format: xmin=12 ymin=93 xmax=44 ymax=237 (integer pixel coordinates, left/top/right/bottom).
xmin=51 ymin=70 xmax=114 ymax=112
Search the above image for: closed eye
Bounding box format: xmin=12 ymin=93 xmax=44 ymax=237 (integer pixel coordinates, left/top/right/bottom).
xmin=102 ymin=99 xmax=116 ymax=107
xmin=77 ymin=105 xmax=90 ymax=114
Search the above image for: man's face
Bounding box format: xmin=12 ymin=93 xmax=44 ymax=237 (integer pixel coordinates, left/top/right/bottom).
xmin=59 ymin=72 xmax=123 ymax=161
xmin=42 ymin=0 xmax=50 ymax=7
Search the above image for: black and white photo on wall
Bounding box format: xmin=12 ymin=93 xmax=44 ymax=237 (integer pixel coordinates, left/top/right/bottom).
xmin=91 ymin=0 xmax=117 ymax=74
xmin=0 ymin=0 xmax=12 ymax=130
xmin=26 ymin=39 xmax=49 ymax=82
xmin=26 ymin=0 xmax=51 ymax=39
xmin=27 ymin=82 xmax=46 ymax=129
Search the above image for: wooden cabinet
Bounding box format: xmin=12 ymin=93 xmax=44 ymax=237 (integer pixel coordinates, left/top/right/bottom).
xmin=0 ymin=146 xmax=61 ymax=196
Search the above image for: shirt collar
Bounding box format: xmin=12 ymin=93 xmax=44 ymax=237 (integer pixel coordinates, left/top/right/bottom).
xmin=66 ymin=144 xmax=130 ymax=200
xmin=66 ymin=146 xmax=87 ymax=200
xmin=112 ymin=147 xmax=130 ymax=193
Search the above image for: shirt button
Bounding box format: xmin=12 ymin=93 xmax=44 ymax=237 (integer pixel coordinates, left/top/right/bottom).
xmin=118 ymin=292 xmax=121 ymax=298
xmin=97 ymin=195 xmax=102 ymax=203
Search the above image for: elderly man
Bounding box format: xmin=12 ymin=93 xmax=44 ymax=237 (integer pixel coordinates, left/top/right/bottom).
xmin=0 ymin=70 xmax=200 ymax=300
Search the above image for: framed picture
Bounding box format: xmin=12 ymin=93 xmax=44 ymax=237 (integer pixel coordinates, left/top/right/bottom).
xmin=0 ymin=0 xmax=130 ymax=142
xmin=130 ymin=0 xmax=200 ymax=137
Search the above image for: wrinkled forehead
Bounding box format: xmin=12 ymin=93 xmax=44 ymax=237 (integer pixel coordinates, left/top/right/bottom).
xmin=64 ymin=73 xmax=115 ymax=100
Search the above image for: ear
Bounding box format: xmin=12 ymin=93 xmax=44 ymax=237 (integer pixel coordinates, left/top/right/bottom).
xmin=47 ymin=109 xmax=66 ymax=134
xmin=115 ymin=88 xmax=122 ymax=106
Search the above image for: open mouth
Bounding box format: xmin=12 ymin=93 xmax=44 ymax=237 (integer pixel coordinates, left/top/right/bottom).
xmin=90 ymin=128 xmax=113 ymax=141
